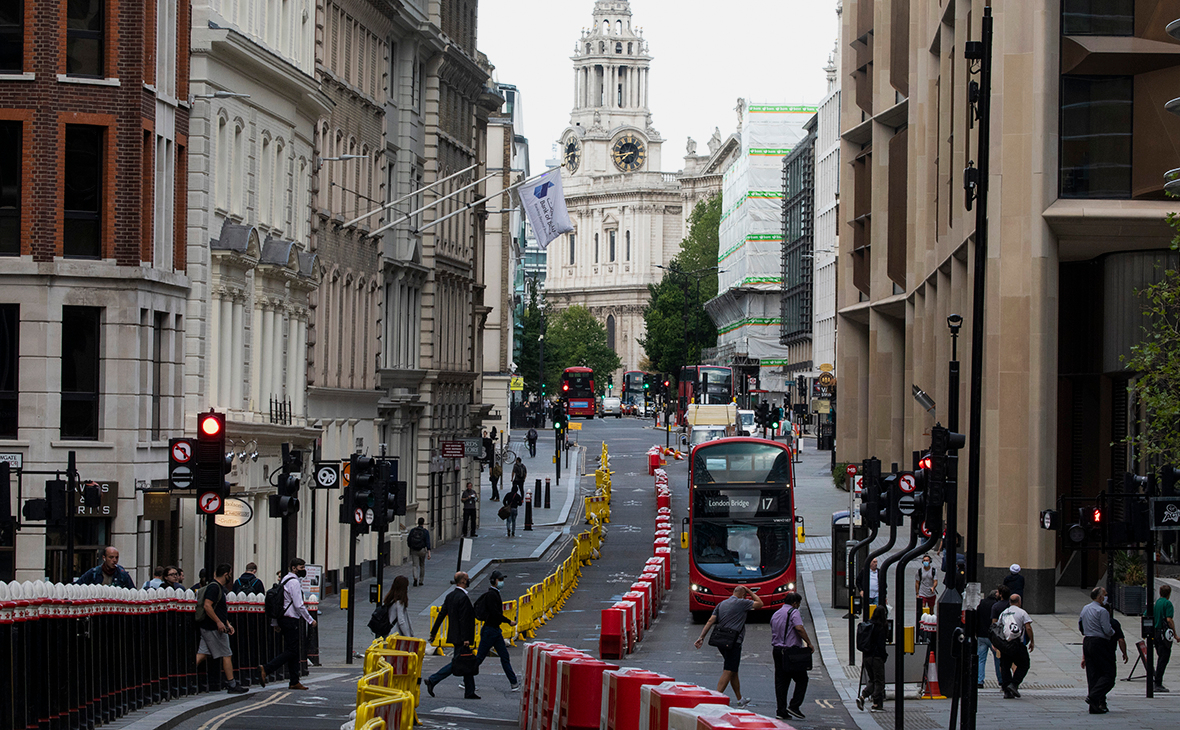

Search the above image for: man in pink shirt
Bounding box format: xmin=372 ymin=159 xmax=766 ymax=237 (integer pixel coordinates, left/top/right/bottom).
xmin=771 ymin=592 xmax=813 ymax=720
xmin=259 ymin=557 xmax=317 ymax=690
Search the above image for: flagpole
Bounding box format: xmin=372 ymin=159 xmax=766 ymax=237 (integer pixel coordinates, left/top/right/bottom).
xmin=366 ymin=171 xmax=499 ymax=238
xmin=342 ymin=162 xmax=479 ymax=229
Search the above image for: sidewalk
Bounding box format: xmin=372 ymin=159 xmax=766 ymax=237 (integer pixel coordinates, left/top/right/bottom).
xmin=312 ymin=435 xmax=585 ymax=667
xmin=791 ymin=445 xmax=1180 ymax=729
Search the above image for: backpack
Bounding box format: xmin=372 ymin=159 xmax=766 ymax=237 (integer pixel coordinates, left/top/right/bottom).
xmin=407 ymin=527 xmax=429 ymax=551
xmin=855 ymin=621 xmax=875 ymax=652
xmin=473 ymin=590 xmax=496 ymax=623
xmin=193 ymin=584 xmax=211 ymax=623
xmin=265 ymin=575 xmax=297 ymax=620
xmin=368 ymin=605 xmax=392 ymax=637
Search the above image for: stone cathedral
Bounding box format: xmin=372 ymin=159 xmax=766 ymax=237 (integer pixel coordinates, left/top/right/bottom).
xmin=545 ymin=0 xmax=683 ymax=380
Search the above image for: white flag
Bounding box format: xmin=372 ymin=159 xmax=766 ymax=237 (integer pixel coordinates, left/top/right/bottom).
xmin=519 ymin=168 xmax=574 ymax=250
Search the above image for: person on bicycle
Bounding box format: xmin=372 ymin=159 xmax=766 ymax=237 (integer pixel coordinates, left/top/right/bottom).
xmin=526 ymin=427 xmax=538 ymax=457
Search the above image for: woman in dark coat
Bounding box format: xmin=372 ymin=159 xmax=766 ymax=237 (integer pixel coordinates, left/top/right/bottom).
xmin=858 ymin=605 xmax=890 ymax=712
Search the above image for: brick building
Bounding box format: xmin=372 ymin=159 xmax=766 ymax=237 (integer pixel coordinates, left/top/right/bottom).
xmin=0 ymin=1 xmax=191 ymax=582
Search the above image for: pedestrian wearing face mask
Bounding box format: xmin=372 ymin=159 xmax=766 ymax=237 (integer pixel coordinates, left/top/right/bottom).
xmin=473 ymin=570 xmax=520 ymax=690
xmin=259 ymin=557 xmax=317 ymax=690
xmin=915 ymin=555 xmax=938 ymax=639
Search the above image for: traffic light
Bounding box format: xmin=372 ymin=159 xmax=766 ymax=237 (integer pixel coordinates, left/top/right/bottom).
xmin=372 ymin=460 xmax=394 ymax=532
xmin=755 ymin=402 xmax=770 ymax=428
xmin=269 ymin=443 xmax=301 ymax=518
xmin=927 ymin=424 xmax=965 ymax=511
xmin=662 ymin=378 xmax=671 ymax=397
xmin=343 ymin=454 xmax=376 ymax=528
xmin=196 ymin=410 xmax=231 ymax=513
xmin=551 ymin=402 xmax=566 ymax=431
xmin=879 ymin=472 xmax=902 ymax=527
xmin=607 ymin=375 xmax=614 ymax=391
xmin=861 ymin=458 xmax=882 ymax=531
xmin=1161 ymin=465 xmax=1180 ymax=496
xmin=772 ymin=406 xmax=783 ymax=431
xmin=1082 ymin=504 xmax=1104 ymax=545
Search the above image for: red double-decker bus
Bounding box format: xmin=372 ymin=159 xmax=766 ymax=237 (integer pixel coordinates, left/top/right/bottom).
xmin=560 ymin=366 xmax=596 ymax=418
xmin=621 ymin=370 xmax=648 ymax=408
xmin=677 ymin=365 xmax=734 ymax=423
xmin=687 ymin=437 xmax=801 ymax=620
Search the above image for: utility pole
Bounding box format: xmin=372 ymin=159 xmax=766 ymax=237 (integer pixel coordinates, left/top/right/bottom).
xmin=961 ymin=9 xmax=993 ymax=730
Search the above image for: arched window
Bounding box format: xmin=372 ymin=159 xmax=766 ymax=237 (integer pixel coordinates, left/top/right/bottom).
xmin=232 ymin=122 xmax=244 ymax=216
xmin=616 ymin=42 xmax=622 ymax=54
xmin=615 ymin=20 xmax=622 ymax=35
xmin=260 ymin=135 xmax=272 ymax=225
xmin=602 ymin=20 xmax=609 ymax=35
xmin=599 ymin=41 xmax=605 ymax=53
xmin=606 ymin=315 xmax=616 ymax=352
xmin=216 ymin=116 xmax=229 ymax=209
xmin=586 ymin=42 xmax=591 ymax=54
xmin=628 ymin=42 xmax=633 ymax=55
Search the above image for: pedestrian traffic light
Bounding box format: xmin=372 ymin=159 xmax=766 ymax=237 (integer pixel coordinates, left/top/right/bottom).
xmin=269 ymin=444 xmax=301 ymax=518
xmin=1082 ymin=504 xmax=1104 ymax=545
xmin=196 ymin=410 xmax=231 ymax=513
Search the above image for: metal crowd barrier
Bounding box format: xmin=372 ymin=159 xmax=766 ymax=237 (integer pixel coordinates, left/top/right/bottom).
xmin=0 ymin=580 xmax=307 ymax=730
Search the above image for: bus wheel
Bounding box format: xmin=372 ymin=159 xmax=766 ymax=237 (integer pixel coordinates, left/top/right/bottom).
xmin=691 ymin=610 xmax=709 ymax=624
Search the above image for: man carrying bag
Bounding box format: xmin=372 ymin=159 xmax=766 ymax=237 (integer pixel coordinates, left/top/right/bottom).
xmin=425 ymin=572 xmax=480 ymax=699
xmin=771 ymin=592 xmax=813 ymax=720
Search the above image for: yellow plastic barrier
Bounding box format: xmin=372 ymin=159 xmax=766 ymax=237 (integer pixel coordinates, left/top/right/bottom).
xmin=358 ymin=718 xmax=386 ymax=730
xmin=356 ymin=689 xmax=414 ymax=730
xmin=516 ymin=591 xmax=536 ymax=638
xmin=500 ymin=599 xmax=519 ymax=645
xmin=427 ymin=606 xmax=450 ymax=648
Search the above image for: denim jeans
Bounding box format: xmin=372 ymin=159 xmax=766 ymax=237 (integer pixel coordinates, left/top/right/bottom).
xmin=506 ymin=510 xmax=517 ymax=535
xmin=475 ymin=625 xmax=518 ymax=685
xmin=977 ymin=636 xmax=997 ymax=684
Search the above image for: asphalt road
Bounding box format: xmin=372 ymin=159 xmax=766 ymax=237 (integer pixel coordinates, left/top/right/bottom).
xmin=165 ymin=417 xmax=857 ymax=730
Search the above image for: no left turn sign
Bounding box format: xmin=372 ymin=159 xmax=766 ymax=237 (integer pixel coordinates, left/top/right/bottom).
xmin=171 ymin=441 xmax=192 ymax=463
xmin=353 ymin=508 xmax=364 ymax=525
xmin=899 ymin=473 xmax=916 ymax=494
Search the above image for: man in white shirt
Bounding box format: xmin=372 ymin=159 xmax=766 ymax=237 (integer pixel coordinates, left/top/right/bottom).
xmin=996 ymin=593 xmax=1034 ymax=698
xmin=259 ymin=557 xmax=317 ymax=690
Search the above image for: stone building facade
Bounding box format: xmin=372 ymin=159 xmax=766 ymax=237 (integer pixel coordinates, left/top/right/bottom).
xmin=835 ymin=0 xmax=1180 ymax=612
xmin=547 ymin=0 xmax=682 ymax=379
xmin=0 ymin=1 xmax=192 ymax=581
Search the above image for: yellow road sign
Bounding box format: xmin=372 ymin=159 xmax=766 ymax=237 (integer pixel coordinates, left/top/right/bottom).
xmin=568 ymin=422 xmax=583 ymax=431
xmin=510 ymin=376 xmax=524 ymax=391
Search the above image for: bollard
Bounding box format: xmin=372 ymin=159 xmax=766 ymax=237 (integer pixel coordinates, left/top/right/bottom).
xmin=557 ymin=657 xmax=619 ymax=730
xmin=602 ymin=668 xmax=675 ymax=730
xmin=544 ymin=478 xmax=551 ymax=509
xmin=639 ymin=682 xmax=730 ymax=730
xmin=524 ymin=492 xmax=534 ymax=531
xmin=534 ymin=481 xmax=542 ymax=507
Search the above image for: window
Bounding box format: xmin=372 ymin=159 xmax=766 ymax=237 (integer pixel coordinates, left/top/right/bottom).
xmin=616 ymin=42 xmax=622 ymax=54
xmin=1062 ymin=0 xmax=1133 ymax=36
xmin=606 ymin=314 xmax=615 ymax=352
xmin=594 ymin=232 xmax=599 ymax=263
xmin=569 ymin=233 xmax=575 ymax=265
xmin=61 ymin=306 xmax=101 ymax=440
xmin=64 ymin=125 xmax=104 ymax=258
xmin=66 ymin=0 xmax=104 ymax=77
xmin=0 ymin=121 xmax=19 ymax=255
xmin=0 ymin=1 xmax=21 ymax=72
xmin=0 ymin=304 xmax=16 ymax=438
xmin=625 ymin=230 xmax=630 ymax=261
xmin=1060 ymin=75 xmax=1132 ymax=199
xmin=609 ymin=230 xmax=616 ymax=262
xmin=151 ymin=312 xmax=165 ymax=440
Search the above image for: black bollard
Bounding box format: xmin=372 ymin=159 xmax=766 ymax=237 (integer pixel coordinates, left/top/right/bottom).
xmin=533 ymin=480 xmax=541 ymax=507
xmin=524 ymin=492 xmax=534 ymax=531
xmin=544 ymin=478 xmax=551 ymax=509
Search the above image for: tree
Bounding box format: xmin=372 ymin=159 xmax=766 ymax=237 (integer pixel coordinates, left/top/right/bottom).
xmin=1122 ymin=213 xmax=1180 ymax=464
xmin=517 ymin=280 xmax=549 ymax=399
xmin=546 ymin=305 xmax=622 ymax=395
xmin=640 ymin=194 xmax=722 ymax=377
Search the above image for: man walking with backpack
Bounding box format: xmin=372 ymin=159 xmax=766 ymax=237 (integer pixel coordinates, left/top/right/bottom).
xmin=260 ymin=557 xmax=317 ymax=690
xmin=195 ymin=563 xmax=248 ymax=693
xmin=232 ymin=562 xmax=265 ymax=594
xmin=511 ymin=457 xmax=527 ymax=494
xmin=407 ymin=518 xmax=432 ymax=586
xmin=474 ymin=570 xmax=520 ymax=690
xmin=995 ymin=593 xmax=1034 ymax=699
xmin=526 ymin=428 xmax=538 ymax=457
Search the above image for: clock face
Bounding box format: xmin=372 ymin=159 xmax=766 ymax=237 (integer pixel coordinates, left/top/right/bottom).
xmin=563 ymin=138 xmax=581 ymax=173
xmin=611 ymin=134 xmax=646 ymax=172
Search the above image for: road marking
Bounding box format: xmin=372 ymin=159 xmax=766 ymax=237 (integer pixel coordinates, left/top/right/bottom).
xmin=198 ymin=691 xmax=290 ymax=730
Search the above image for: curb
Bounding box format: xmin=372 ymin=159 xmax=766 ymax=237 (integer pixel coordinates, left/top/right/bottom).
xmin=802 ymin=568 xmax=885 ymax=730
xmin=111 ymin=692 xmax=256 ymax=730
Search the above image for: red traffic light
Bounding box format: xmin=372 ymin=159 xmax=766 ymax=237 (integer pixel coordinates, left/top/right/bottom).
xmin=199 ymin=413 xmax=223 ymax=437
xmin=1087 ymin=506 xmax=1102 ymax=524
xmin=918 ymin=455 xmax=933 ymax=470
xmin=562 ymin=383 xmax=569 ymax=391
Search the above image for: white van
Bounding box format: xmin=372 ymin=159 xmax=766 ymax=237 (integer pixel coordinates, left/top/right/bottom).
xmin=601 ymin=396 xmax=622 ymax=417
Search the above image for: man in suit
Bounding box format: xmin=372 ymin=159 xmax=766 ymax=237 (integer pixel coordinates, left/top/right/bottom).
xmin=425 ymin=572 xmax=479 ymax=699
xmin=474 ymin=570 xmax=519 ymax=689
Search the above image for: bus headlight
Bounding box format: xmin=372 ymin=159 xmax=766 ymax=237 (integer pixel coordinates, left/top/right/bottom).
xmin=773 ymin=583 xmax=796 ymax=593
xmin=690 ymin=583 xmax=713 ymax=594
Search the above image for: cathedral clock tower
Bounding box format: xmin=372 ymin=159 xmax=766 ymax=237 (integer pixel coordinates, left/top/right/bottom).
xmin=547 ymin=0 xmax=682 ymax=382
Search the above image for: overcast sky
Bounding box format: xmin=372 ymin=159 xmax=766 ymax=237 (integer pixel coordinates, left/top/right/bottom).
xmin=479 ymin=0 xmax=841 ymax=175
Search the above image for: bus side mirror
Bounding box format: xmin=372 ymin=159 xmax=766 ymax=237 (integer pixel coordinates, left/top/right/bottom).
xmin=681 ymin=517 xmax=689 ymax=549
xmin=796 ymin=515 xmax=806 ymax=544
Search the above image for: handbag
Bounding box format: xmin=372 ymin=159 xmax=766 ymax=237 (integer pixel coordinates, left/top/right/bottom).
xmin=708 ymin=625 xmax=740 ymax=649
xmin=783 ymin=646 xmax=813 ymax=671
xmin=498 ymin=505 xmax=511 ymax=520
xmin=451 ymin=647 xmax=480 ymax=677
xmin=989 ymin=622 xmax=1018 ymax=655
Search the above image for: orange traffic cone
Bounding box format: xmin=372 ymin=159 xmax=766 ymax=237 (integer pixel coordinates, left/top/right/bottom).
xmin=920 ymin=650 xmax=946 ymax=699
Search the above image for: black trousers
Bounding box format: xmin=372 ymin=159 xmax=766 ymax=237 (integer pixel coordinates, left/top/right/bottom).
xmin=462 ymin=509 xmax=478 ymax=537
xmin=263 ymin=617 xmax=303 ymax=684
xmin=772 ymin=647 xmax=808 ymax=714
xmin=1157 ymin=637 xmax=1172 ymax=684
xmin=1082 ymin=636 xmax=1114 ymax=705
xmin=862 ymin=655 xmax=886 ymax=704
xmin=489 ymin=474 xmax=500 ymax=500
xmin=527 ymin=440 xmax=537 ymax=457
xmin=1000 ymin=643 xmax=1030 ymax=689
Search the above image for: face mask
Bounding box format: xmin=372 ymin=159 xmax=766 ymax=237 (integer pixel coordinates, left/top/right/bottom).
xmin=296 ymin=569 xmax=307 ymax=578
xmin=923 ymin=562 xmax=931 ymax=568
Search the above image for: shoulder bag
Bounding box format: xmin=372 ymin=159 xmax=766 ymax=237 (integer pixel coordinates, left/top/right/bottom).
xmin=781 ymin=608 xmax=813 ymax=670
xmin=708 ymin=625 xmax=740 ymax=649
xmin=451 ymin=646 xmax=480 ymax=676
